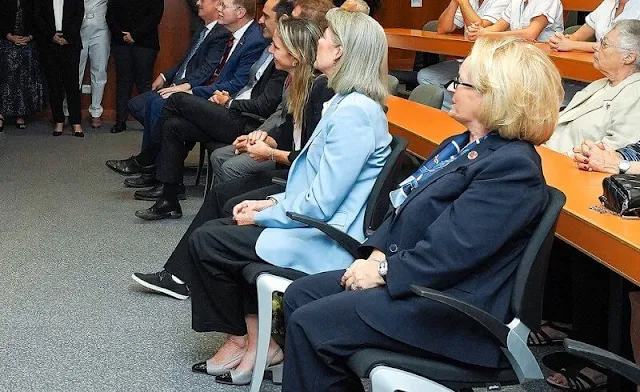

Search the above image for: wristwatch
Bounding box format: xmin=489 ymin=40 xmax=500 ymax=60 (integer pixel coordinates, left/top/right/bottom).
xmin=619 ymin=160 xmax=631 ymax=174
xmin=377 ymin=260 xmax=388 ymax=281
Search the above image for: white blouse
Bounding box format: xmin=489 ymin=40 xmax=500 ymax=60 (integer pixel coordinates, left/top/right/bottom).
xmin=453 ymin=0 xmax=511 ymax=28
xmin=501 ymin=0 xmax=564 ymax=42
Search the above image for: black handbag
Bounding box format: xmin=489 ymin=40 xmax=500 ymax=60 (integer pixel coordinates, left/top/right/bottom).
xmin=599 ymin=174 xmax=640 ymax=217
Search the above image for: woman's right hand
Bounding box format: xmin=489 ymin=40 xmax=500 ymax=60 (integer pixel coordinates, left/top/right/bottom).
xmin=232 ymin=199 xmax=276 ymax=217
xmin=247 ymin=130 xmax=268 ymax=144
xmin=233 ymin=135 xmax=249 ymax=153
xmin=549 ymin=33 xmax=574 ymax=52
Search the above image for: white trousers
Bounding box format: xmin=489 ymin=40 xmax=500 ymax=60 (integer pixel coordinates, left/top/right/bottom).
xmin=65 ymin=13 xmax=110 ymax=118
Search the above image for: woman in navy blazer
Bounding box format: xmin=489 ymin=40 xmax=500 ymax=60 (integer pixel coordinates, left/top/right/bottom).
xmin=182 ymin=10 xmax=391 ymax=386
xmin=281 ymin=37 xmax=565 ymax=391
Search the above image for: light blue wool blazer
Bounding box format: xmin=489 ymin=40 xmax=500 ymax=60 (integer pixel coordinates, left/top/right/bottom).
xmin=254 ymin=92 xmax=392 ymax=274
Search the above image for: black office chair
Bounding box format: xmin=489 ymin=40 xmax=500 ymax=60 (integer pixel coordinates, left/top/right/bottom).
xmin=242 ymin=135 xmax=409 ymax=392
xmin=563 ymin=339 xmax=640 ymax=386
xmin=346 ymin=186 xmax=566 ymax=392
xmin=195 ymin=112 xmax=268 ymax=192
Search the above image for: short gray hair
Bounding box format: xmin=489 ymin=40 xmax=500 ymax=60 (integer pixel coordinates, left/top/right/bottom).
xmin=325 ymin=8 xmax=388 ymax=104
xmin=612 ymin=19 xmax=640 ymax=70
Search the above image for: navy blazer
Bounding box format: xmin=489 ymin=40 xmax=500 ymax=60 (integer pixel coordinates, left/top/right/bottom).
xmin=191 ymin=21 xmax=267 ymax=98
xmin=163 ymin=23 xmax=231 ymax=88
xmin=356 ymin=133 xmax=549 ymax=368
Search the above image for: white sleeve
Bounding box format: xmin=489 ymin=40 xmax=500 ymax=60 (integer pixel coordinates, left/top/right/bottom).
xmin=481 ymin=0 xmax=511 ymax=24
xmin=453 ymin=6 xmax=465 ymax=29
xmin=526 ymin=0 xmax=563 ymax=25
xmin=585 ymin=0 xmax=610 ymax=31
xmin=500 ymin=0 xmax=515 ymax=24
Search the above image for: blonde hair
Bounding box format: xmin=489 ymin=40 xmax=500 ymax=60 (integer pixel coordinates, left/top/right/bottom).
xmin=466 ymin=37 xmax=563 ymax=145
xmin=340 ymin=0 xmax=370 ymax=14
xmin=325 ymin=8 xmax=388 ymax=105
xmin=276 ymin=18 xmax=322 ymax=127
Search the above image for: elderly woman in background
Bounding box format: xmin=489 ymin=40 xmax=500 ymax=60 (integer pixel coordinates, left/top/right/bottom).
xmin=281 ymin=36 xmax=562 ymax=392
xmin=177 ymin=9 xmax=391 ymax=386
xmin=0 ymin=0 xmax=44 ymax=131
xmin=546 ymin=20 xmax=640 ymax=155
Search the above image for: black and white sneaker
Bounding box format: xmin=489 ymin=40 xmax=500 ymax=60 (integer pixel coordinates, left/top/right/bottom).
xmin=132 ymin=270 xmax=190 ymax=300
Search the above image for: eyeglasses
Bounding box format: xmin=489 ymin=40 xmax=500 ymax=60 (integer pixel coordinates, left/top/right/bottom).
xmin=220 ymin=2 xmax=242 ymax=10
xmin=445 ymin=76 xmax=474 ymax=91
xmin=599 ymin=36 xmax=630 ymax=51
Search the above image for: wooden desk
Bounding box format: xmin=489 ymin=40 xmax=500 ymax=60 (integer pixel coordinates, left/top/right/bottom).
xmin=385 ymin=95 xmax=640 ymax=286
xmin=563 ymin=0 xmax=601 ymax=12
xmin=385 ymin=29 xmax=603 ymax=83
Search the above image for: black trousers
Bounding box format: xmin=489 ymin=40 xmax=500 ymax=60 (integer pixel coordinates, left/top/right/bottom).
xmin=155 ymin=93 xmax=245 ymax=185
xmin=187 ymin=217 xmax=267 ymax=334
xmin=542 ymin=239 xmax=609 ymax=347
xmin=282 ymin=271 xmax=437 ymax=392
xmin=111 ymin=45 xmax=157 ymax=123
xmin=163 ymin=173 xmax=286 ymax=283
xmin=41 ymin=44 xmax=81 ymax=124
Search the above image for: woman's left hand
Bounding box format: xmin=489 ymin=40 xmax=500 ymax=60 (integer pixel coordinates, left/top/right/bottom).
xmin=341 ymin=259 xmax=385 ymax=291
xmin=247 ymin=140 xmax=273 ymax=162
xmin=234 ymin=210 xmax=257 ymax=226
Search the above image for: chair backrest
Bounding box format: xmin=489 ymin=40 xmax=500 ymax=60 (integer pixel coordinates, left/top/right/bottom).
xmin=564 ymin=25 xmax=597 ymax=42
xmin=387 ymin=75 xmax=400 ymax=96
xmin=511 ymin=186 xmax=566 ymax=328
xmin=363 ymin=135 xmax=409 ymax=236
xmin=409 ymin=84 xmax=445 ymax=109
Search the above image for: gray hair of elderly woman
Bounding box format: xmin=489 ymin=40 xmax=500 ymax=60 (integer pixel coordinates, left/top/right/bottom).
xmin=611 ymin=19 xmax=640 ymax=70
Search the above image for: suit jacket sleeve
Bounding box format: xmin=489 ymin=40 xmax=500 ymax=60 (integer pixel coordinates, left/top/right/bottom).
xmin=374 ymin=151 xmax=547 ymax=299
xmin=130 ymin=0 xmax=164 ymax=43
xmin=62 ymin=0 xmax=84 ymax=47
xmin=254 ymin=101 xmax=378 ymax=228
xmin=33 ymin=0 xmax=55 ymax=44
xmin=106 ymin=0 xmax=122 ymax=38
xmin=229 ymin=68 xmax=287 ymax=119
xmin=0 ymin=0 xmax=15 ymax=38
xmin=600 ymin=86 xmax=640 ymax=150
xmin=178 ymin=31 xmax=227 ymax=87
xmin=192 ymin=39 xmax=266 ymax=98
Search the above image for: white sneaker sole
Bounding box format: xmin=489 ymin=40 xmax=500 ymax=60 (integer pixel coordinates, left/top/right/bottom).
xmin=131 ymin=274 xmax=190 ymax=300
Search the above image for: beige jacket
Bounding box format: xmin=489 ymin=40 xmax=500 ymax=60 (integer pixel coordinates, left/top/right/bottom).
xmin=546 ymin=73 xmax=640 ymax=155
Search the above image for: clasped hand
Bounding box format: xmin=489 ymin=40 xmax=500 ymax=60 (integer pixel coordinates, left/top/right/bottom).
xmin=52 ymin=32 xmax=68 ymax=45
xmin=341 ymin=259 xmax=385 ymax=291
xmin=572 ymin=140 xmax=622 ymax=174
xmin=232 ymin=130 xmax=269 ymax=154
xmin=548 ymin=32 xmax=573 ymax=52
xmin=209 ymin=90 xmax=231 ymax=105
xmin=122 ymin=31 xmax=135 ymax=44
xmin=465 ymin=22 xmax=482 ymax=41
xmin=8 ymin=33 xmax=31 ymax=46
xmin=232 ymin=199 xmax=276 ymax=226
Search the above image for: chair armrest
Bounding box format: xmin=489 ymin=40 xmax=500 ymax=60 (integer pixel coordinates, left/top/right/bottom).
xmin=272 ymin=177 xmax=287 ymax=187
xmin=286 ymin=212 xmax=361 ymax=258
xmin=564 ymin=339 xmax=640 ymax=385
xmin=241 ymin=112 xmax=267 ymax=124
xmin=410 ymin=285 xmax=509 ymax=347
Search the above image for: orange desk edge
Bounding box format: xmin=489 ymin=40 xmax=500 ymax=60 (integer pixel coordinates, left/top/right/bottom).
xmin=385 ymin=95 xmax=640 ymax=286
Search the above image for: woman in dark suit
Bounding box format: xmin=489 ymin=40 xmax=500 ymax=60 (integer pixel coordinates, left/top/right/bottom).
xmin=281 ymin=36 xmax=564 ymax=392
xmin=0 ymin=0 xmax=44 ymax=131
xmin=106 ymin=0 xmax=164 ymax=134
xmin=33 ymin=0 xmax=84 ymax=136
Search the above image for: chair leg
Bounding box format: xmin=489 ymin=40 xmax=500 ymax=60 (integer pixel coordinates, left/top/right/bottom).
xmin=204 ymin=149 xmax=214 ymax=197
xmin=249 ymin=274 xmax=293 ymax=392
xmin=370 ymin=366 xmax=455 ymax=392
xmin=195 ymin=143 xmax=205 ymax=186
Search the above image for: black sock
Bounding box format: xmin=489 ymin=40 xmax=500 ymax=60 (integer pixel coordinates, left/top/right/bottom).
xmin=135 ymin=143 xmax=161 ymax=166
xmin=163 ymin=183 xmax=180 ymax=203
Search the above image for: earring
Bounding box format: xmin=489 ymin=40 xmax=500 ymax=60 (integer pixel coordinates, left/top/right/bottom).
xmin=293 ymin=61 xmax=299 ymax=67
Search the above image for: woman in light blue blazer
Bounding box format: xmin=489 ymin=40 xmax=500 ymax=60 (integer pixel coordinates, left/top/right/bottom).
xmin=184 ymin=9 xmax=392 ymax=386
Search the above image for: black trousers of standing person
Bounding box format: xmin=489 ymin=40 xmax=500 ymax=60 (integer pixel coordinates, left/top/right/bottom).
xmin=282 ymin=271 xmax=441 ymax=392
xmin=163 ymin=174 xmax=286 ymax=284
xmin=111 ymin=45 xmax=157 ymax=123
xmin=155 ymin=93 xmax=246 ymax=186
xmin=41 ymin=44 xmax=81 ymax=124
xmin=187 ymin=217 xmax=267 ymax=334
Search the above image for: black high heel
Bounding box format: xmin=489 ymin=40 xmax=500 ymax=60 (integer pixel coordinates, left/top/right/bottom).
xmin=0 ymin=116 xmax=4 ymax=132
xmin=16 ymin=118 xmax=26 ymax=129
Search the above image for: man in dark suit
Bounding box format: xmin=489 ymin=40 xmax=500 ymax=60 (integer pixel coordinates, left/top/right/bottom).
xmin=130 ymin=0 xmax=289 ymax=220
xmin=124 ymin=0 xmax=231 ymax=146
xmin=33 ymin=0 xmax=85 ymax=135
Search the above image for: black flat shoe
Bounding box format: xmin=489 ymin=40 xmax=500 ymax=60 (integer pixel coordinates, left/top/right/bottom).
xmin=52 ymin=129 xmax=63 ymax=136
xmin=106 ymin=156 xmax=155 ymax=176
xmin=124 ymin=174 xmax=159 ymax=188
xmin=135 ymin=198 xmax=182 ymax=220
xmin=73 ymin=130 xmax=85 ymax=137
xmin=134 ymin=184 xmax=186 ymax=201
xmin=110 ymin=122 xmax=127 ymax=133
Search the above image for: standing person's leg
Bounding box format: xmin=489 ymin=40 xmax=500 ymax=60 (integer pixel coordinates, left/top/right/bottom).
xmin=111 ymin=45 xmax=135 ymax=127
xmin=132 ymin=46 xmax=158 ymax=95
xmin=62 ymin=47 xmax=83 ymax=132
xmin=43 ymin=46 xmax=67 ymax=127
xmin=88 ymin=18 xmax=110 ymax=123
xmin=65 ymin=19 xmax=89 ymax=119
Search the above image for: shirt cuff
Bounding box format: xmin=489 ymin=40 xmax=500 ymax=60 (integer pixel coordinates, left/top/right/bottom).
xmin=160 ymin=73 xmax=166 ymax=83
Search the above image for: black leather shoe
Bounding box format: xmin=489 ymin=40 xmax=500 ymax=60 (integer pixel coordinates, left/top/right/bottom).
xmin=124 ymin=174 xmax=159 ymax=188
xmin=135 ymin=198 xmax=182 ymax=220
xmin=110 ymin=122 xmax=127 ymax=133
xmin=105 ymin=156 xmax=155 ymax=176
xmin=134 ymin=184 xmax=186 ymax=201
xmin=192 ymin=362 xmax=208 ymax=374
